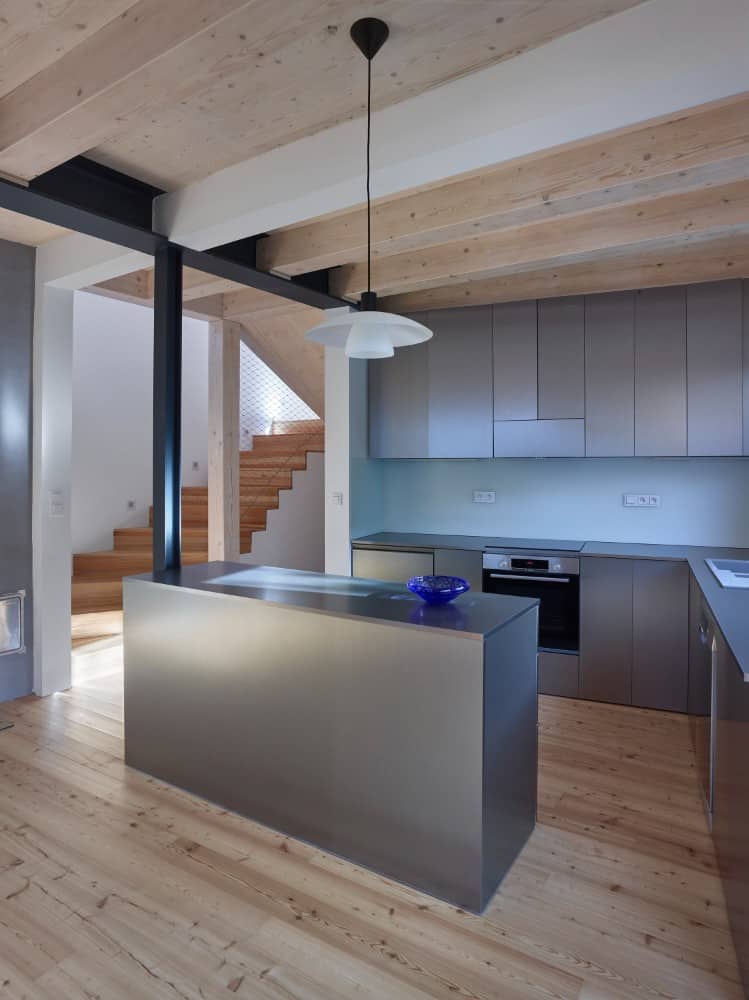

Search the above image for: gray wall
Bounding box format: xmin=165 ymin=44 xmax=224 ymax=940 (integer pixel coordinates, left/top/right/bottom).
xmin=0 ymin=240 xmax=35 ymax=701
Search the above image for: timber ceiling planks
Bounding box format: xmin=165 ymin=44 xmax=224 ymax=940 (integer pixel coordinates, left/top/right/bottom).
xmin=0 ymin=0 xmax=646 ymax=186
xmin=0 ymin=207 xmax=68 ymax=246
xmin=256 ymin=93 xmax=749 ymax=309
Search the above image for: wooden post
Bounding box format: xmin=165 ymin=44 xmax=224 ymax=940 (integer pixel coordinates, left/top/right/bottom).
xmin=208 ymin=319 xmax=241 ymax=561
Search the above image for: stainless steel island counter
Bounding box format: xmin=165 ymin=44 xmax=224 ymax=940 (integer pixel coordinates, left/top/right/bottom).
xmin=123 ymin=562 xmax=539 ymax=912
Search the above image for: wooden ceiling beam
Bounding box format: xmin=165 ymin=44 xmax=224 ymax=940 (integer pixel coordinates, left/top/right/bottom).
xmin=0 ymin=0 xmax=140 ymax=102
xmin=333 ymin=180 xmax=749 ymax=299
xmin=88 ymin=268 xmax=153 ymax=305
xmin=258 ymin=94 xmax=749 ymax=277
xmin=0 ymin=0 xmax=257 ymax=181
xmin=381 ymin=235 xmax=749 ymax=313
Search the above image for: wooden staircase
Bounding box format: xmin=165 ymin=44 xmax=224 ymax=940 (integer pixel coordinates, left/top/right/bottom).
xmin=71 ymin=419 xmax=324 ymax=614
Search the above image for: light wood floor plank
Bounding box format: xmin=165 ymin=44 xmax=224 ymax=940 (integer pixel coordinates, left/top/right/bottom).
xmin=0 ymin=642 xmax=741 ymax=999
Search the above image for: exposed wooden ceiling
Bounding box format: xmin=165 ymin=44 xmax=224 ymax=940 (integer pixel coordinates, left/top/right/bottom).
xmin=0 ymin=0 xmax=646 ymax=187
xmin=88 ymin=267 xmax=326 ymax=415
xmin=0 ymin=206 xmax=68 ymax=246
xmin=256 ymin=93 xmax=749 ymax=311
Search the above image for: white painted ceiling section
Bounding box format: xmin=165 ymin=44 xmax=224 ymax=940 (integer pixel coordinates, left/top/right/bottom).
xmin=38 ymin=0 xmax=749 ymax=289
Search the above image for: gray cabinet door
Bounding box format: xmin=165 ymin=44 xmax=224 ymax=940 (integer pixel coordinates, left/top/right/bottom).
xmin=428 ymin=307 xmax=493 ymax=458
xmin=632 ymin=559 xmax=688 ymax=712
xmin=493 ymin=300 xmax=537 ymax=420
xmin=352 ymin=548 xmax=434 ymax=583
xmin=433 ymin=548 xmax=483 ymax=592
xmin=742 ymin=280 xmax=749 ymax=455
xmin=538 ymin=652 xmax=579 ymax=698
xmin=538 ymin=297 xmax=584 ymax=419
xmin=579 ymin=557 xmax=633 ymax=705
xmin=712 ymin=626 xmax=749 ymax=993
xmin=584 ymin=292 xmax=635 ymax=456
xmin=493 ymin=419 xmax=584 ymax=457
xmin=687 ymin=280 xmax=742 ymax=456
xmin=368 ymin=336 xmax=429 ymax=458
xmin=635 ymin=287 xmax=687 ymax=456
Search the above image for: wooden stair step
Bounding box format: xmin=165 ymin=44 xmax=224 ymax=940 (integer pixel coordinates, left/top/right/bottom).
xmin=271 ymin=419 xmax=324 ymax=435
xmin=74 ymin=549 xmax=208 ymax=578
xmin=239 ymin=469 xmax=294 ymax=487
xmin=240 ymin=454 xmax=307 ymax=470
xmin=250 ymin=432 xmax=324 ymax=455
xmin=113 ymin=527 xmax=208 ymax=551
xmin=72 ymin=579 xmax=123 ymax=615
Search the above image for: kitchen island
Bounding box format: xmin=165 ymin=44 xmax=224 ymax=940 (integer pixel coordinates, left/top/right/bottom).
xmin=123 ymin=562 xmax=538 ymax=912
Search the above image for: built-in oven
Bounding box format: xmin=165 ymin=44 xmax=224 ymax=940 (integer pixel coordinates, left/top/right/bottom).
xmin=482 ymin=551 xmax=580 ymax=653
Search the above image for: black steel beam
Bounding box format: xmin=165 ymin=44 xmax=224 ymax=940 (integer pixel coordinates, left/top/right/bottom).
xmin=30 ymin=156 xmax=164 ymax=232
xmin=181 ymin=246 xmax=351 ymax=312
xmin=0 ymin=174 xmax=162 ymax=255
xmin=152 ymin=243 xmax=183 ymax=573
xmin=0 ymin=172 xmax=354 ymax=311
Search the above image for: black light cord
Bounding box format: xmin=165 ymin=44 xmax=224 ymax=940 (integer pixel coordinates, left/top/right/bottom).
xmin=366 ymin=55 xmax=372 ymax=296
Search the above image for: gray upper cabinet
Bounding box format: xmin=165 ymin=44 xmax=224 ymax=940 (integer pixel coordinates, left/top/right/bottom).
xmin=370 ymin=279 xmax=748 ymax=461
xmin=631 ymin=559 xmax=688 ymax=712
xmin=634 ymin=287 xmax=687 ymax=456
xmin=428 ymin=306 xmax=493 ymax=458
xmin=687 ymin=280 xmax=742 ymax=456
xmin=493 ymin=419 xmax=585 ymax=458
xmin=538 ymin=297 xmax=584 ymax=419
xmin=584 ymin=292 xmax=635 ymax=456
xmin=493 ymin=300 xmax=537 ymax=420
xmin=369 ymin=335 xmax=429 ymax=458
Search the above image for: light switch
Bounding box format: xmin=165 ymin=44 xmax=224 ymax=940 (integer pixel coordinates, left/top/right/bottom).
xmin=48 ymin=491 xmax=65 ymax=517
xmin=330 ymin=491 xmax=344 ymax=506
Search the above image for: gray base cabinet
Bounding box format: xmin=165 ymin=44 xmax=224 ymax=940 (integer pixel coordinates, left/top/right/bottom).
xmin=713 ymin=628 xmax=749 ymax=997
xmin=580 ymin=557 xmax=688 ymax=711
xmin=631 ymin=559 xmax=688 ymax=711
xmin=579 ymin=558 xmax=633 ymax=704
xmin=352 ymin=548 xmax=433 ymax=583
xmin=433 ymin=548 xmax=483 ymax=592
xmin=538 ymin=651 xmax=579 ymax=698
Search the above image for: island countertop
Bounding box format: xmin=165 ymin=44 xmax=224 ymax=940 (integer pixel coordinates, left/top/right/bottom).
xmin=131 ymin=561 xmax=538 ymax=640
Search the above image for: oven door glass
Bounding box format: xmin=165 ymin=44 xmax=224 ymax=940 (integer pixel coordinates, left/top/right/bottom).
xmin=483 ymin=571 xmax=579 ymax=652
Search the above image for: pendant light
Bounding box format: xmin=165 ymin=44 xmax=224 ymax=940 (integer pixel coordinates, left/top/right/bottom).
xmin=305 ymin=17 xmax=433 ymax=360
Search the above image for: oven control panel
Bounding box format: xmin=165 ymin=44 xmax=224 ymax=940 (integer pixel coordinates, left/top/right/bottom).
xmin=482 ymin=552 xmax=579 ymax=576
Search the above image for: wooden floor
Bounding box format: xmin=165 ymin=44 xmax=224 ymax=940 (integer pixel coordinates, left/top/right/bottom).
xmin=0 ymin=644 xmax=742 ymax=1000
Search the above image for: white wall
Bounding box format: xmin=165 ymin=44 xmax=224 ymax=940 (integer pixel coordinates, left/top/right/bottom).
xmin=240 ymin=453 xmax=324 ymax=572
xmin=72 ymin=291 xmax=209 ymax=553
xmin=377 ymin=458 xmax=749 ymax=548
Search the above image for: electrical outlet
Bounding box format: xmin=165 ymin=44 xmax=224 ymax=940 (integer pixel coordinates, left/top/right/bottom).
xmin=127 ymin=499 xmax=136 ymax=511
xmin=623 ymin=493 xmax=661 ymax=508
xmin=473 ymin=490 xmax=496 ymax=504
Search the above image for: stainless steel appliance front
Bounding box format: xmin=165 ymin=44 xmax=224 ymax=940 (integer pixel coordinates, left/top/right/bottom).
xmin=0 ymin=591 xmax=24 ymax=656
xmin=482 ymin=552 xmax=580 ymax=652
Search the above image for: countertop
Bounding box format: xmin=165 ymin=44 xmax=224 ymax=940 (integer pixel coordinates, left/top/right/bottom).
xmin=351 ymin=532 xmax=585 ymax=553
xmin=352 ymin=532 xmax=749 ymax=680
xmin=128 ymin=561 xmax=538 ymax=641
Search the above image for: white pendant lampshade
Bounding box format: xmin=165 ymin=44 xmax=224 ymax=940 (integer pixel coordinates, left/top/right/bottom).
xmin=306 ymin=309 xmax=432 ymax=359
xmin=304 ymin=16 xmax=433 ymax=360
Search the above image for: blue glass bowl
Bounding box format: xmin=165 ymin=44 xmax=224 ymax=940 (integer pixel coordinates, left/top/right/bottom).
xmin=407 ymin=575 xmax=470 ymax=605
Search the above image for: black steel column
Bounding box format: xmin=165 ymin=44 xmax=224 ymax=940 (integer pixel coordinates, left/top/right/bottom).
xmin=152 ymin=243 xmax=183 ymax=572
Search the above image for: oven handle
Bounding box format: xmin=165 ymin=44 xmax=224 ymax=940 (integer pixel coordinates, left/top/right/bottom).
xmin=488 ymin=573 xmax=571 ymax=584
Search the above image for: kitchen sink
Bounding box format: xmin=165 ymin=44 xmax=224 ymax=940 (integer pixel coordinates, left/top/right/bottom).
xmin=705 ymin=558 xmax=749 ymax=589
